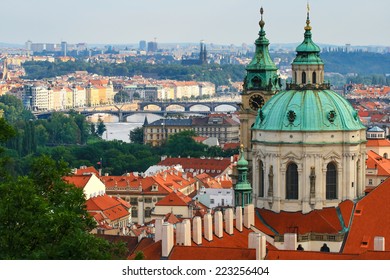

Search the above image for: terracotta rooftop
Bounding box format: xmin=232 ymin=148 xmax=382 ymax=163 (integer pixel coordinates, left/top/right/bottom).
xmin=366 ymin=150 xmax=390 ymax=176
xmin=343 ymin=178 xmax=390 ymax=254
xmin=255 ymin=203 xmax=353 ymax=235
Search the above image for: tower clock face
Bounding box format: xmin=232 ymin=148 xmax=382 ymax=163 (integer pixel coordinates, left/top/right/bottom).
xmin=249 ymin=94 xmax=265 ymax=110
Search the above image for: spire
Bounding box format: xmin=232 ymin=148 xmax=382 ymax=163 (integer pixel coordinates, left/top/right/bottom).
xmin=305 ymin=2 xmax=311 ymax=31
xmin=243 ymin=6 xmax=280 ymax=92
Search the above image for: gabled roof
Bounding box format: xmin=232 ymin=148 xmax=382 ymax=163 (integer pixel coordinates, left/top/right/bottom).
xmin=86 ymin=195 xmax=130 ymax=221
xmin=63 ymin=174 xmax=92 ymax=189
xmin=155 ymin=191 xmax=191 ymax=207
xmin=366 ymin=150 xmax=390 ymax=176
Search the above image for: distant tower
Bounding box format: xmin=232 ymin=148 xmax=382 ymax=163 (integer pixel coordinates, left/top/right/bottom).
xmin=199 ymin=40 xmax=207 ymax=64
xmin=139 ymin=40 xmax=147 ymax=51
xmin=61 ymin=41 xmax=67 ymax=56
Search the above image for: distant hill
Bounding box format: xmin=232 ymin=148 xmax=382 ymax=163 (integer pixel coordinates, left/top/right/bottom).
xmin=0 ymin=42 xmax=23 ymax=48
xmin=321 ymin=51 xmax=390 ymax=75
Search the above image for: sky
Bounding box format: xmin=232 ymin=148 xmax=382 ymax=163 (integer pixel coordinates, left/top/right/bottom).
xmin=2 ymin=0 xmax=390 ymax=46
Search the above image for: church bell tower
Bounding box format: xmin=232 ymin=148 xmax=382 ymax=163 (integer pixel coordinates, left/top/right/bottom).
xmin=239 ymin=7 xmax=281 ymax=169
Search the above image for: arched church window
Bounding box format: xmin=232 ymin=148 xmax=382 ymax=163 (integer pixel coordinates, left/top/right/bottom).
xmin=302 ymin=72 xmax=307 ymax=84
xmin=259 ymin=161 xmax=264 ymax=197
xmin=326 ymin=162 xmax=337 ymax=199
xmin=294 ymin=72 xmax=297 ymax=84
xmin=312 ymin=72 xmax=317 ymax=84
xmin=286 ymin=163 xmax=298 ymax=199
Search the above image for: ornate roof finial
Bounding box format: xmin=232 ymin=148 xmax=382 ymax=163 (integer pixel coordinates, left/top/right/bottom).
xmin=305 ymin=2 xmax=312 ymax=31
xmin=259 ymin=6 xmax=265 ymax=29
xmin=240 ymin=144 xmax=244 ymax=153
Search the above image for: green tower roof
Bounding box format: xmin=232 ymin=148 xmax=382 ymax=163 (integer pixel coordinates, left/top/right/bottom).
xmin=253 ymin=89 xmax=366 ymax=132
xmin=292 ymin=8 xmax=324 ymax=66
xmin=234 ymin=145 xmax=252 ymax=191
xmin=243 ymin=7 xmax=280 ymax=92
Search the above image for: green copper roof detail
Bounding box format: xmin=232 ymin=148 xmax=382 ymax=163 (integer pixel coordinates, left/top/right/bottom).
xmin=243 ymin=7 xmax=280 ymax=92
xmin=234 ymin=145 xmax=252 ymax=191
xmin=253 ymin=89 xmax=366 ymax=132
xmin=292 ymin=7 xmax=324 ymax=66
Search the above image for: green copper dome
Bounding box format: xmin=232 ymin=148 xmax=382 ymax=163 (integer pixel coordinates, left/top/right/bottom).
xmin=253 ymin=89 xmax=365 ymax=131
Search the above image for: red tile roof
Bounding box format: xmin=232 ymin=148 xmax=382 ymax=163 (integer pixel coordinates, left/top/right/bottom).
xmin=343 ymin=178 xmax=390 ymax=254
xmin=86 ymin=195 xmax=130 ymax=221
xmin=366 ymin=139 xmax=390 ymax=147
xmin=155 ymin=191 xmax=191 ymax=206
xmin=158 ymin=157 xmax=232 ymax=177
xmin=63 ymin=175 xmax=92 ymax=189
xmin=255 ymin=206 xmax=349 ymax=235
xmin=170 ymin=246 xmax=256 ymax=260
xmin=366 ymin=150 xmax=390 ymax=176
xmin=74 ymin=166 xmax=99 ymax=176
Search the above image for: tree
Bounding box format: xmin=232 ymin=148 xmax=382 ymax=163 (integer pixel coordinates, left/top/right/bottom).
xmin=96 ymin=118 xmax=106 ymax=138
xmin=0 ymin=155 xmax=128 ymax=259
xmin=129 ymin=127 xmax=144 ymax=144
xmin=162 ymin=130 xmax=207 ymax=157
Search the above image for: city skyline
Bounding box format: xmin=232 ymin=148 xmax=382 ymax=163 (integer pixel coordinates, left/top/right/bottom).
xmin=2 ymin=0 xmax=390 ymax=47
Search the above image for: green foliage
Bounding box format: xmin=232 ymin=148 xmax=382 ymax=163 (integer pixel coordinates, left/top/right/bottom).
xmin=0 ymin=154 xmax=128 ymax=259
xmin=96 ymin=119 xmax=106 ymax=138
xmin=162 ymin=130 xmax=208 ymax=157
xmin=129 ymin=127 xmax=144 ymax=144
xmin=134 ymin=251 xmax=145 ymax=260
xmin=114 ymin=90 xmax=131 ymax=103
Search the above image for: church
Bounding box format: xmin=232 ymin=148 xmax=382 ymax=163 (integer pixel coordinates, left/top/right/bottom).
xmin=240 ymin=7 xmax=367 ymax=214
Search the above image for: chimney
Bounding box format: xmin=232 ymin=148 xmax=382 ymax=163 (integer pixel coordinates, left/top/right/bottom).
xmin=214 ymin=211 xmax=223 ymax=238
xmin=193 ymin=216 xmax=202 ymax=245
xmin=204 ymin=213 xmax=213 ymax=242
xmin=256 ymin=234 xmax=267 ymax=260
xmin=374 ymin=236 xmax=385 ymax=251
xmin=176 ymin=220 xmax=191 ymax=246
xmin=248 ymin=232 xmax=261 ymax=249
xmin=235 ymin=206 xmax=243 ymax=232
xmin=162 ymin=222 xmax=174 ymax=258
xmin=225 ymin=208 xmax=234 ymax=235
xmin=244 ymin=204 xmax=255 ymax=229
xmin=154 ymin=218 xmax=164 ymax=242
xmin=284 ymin=233 xmax=297 ymax=250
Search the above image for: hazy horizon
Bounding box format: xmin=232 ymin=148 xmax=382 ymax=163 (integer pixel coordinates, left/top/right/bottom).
xmin=2 ymin=0 xmax=390 ymax=47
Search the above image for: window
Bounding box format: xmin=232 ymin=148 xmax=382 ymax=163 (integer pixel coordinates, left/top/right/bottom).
xmin=145 ymin=207 xmax=152 ymax=218
xmin=384 ymin=153 xmax=388 ymax=159
xmin=286 ymin=163 xmax=298 ymax=199
xmin=302 ymin=72 xmax=307 ymax=84
xmin=369 ymin=179 xmax=373 ymax=185
xmin=145 ymin=198 xmax=152 ymax=203
xmin=312 ymin=72 xmax=317 ymax=84
xmin=259 ymin=160 xmax=264 ymax=197
xmin=131 ymin=207 xmax=138 ymax=217
xmin=326 ymin=162 xmax=337 ymax=199
xmin=210 ymin=199 xmax=215 ymax=204
xmin=130 ymin=197 xmax=138 ymax=205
